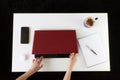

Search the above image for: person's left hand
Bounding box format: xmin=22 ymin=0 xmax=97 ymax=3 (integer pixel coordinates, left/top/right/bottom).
xmin=30 ymin=56 xmax=43 ymax=72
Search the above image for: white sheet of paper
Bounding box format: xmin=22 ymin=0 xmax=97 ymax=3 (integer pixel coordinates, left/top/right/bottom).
xmin=78 ymin=33 xmax=107 ymax=67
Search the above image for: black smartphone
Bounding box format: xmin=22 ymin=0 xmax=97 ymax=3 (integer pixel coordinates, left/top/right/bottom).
xmin=21 ymin=27 xmax=29 ymax=44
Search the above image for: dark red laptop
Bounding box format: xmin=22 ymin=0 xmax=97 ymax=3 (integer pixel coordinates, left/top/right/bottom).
xmin=32 ymin=30 xmax=78 ymax=58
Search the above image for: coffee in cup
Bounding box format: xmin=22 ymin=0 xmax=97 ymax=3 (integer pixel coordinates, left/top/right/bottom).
xmin=84 ymin=17 xmax=95 ymax=28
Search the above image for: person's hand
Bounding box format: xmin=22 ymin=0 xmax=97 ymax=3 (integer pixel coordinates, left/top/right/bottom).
xmin=63 ymin=53 xmax=77 ymax=80
xmin=16 ymin=56 xmax=43 ymax=80
xmin=69 ymin=53 xmax=77 ymax=70
xmin=30 ymin=56 xmax=43 ymax=72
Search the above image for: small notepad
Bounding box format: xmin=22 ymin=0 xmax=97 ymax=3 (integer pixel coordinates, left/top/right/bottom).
xmin=78 ymin=33 xmax=107 ymax=67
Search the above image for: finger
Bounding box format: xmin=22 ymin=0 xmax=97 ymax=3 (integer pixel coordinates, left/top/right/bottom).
xmin=33 ymin=59 xmax=36 ymax=63
xmin=40 ymin=64 xmax=43 ymax=68
xmin=74 ymin=54 xmax=77 ymax=59
xmin=36 ymin=56 xmax=43 ymax=63
xmin=69 ymin=52 xmax=73 ymax=57
xmin=70 ymin=52 xmax=75 ymax=59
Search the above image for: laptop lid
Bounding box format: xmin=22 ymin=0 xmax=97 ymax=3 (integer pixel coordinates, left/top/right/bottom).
xmin=32 ymin=30 xmax=78 ymax=58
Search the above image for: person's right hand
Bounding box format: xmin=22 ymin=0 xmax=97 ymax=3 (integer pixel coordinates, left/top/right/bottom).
xmin=69 ymin=53 xmax=77 ymax=70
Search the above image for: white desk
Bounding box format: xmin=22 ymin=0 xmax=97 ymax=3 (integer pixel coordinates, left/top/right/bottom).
xmin=12 ymin=13 xmax=110 ymax=72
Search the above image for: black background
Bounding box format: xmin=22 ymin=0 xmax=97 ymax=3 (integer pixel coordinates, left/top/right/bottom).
xmin=0 ymin=0 xmax=120 ymax=80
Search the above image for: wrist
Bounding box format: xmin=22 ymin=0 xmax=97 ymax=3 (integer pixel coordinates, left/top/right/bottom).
xmin=28 ymin=68 xmax=38 ymax=74
xmin=68 ymin=65 xmax=73 ymax=71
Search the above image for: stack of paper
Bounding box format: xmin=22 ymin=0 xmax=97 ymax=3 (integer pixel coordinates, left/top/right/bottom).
xmin=78 ymin=33 xmax=107 ymax=67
